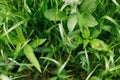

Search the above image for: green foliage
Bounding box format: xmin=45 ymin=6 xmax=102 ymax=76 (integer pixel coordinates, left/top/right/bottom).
xmin=23 ymin=44 xmax=41 ymax=73
xmin=90 ymin=39 xmax=108 ymax=51
xmin=67 ymin=14 xmax=77 ymax=33
xmin=44 ymin=9 xmax=66 ymax=21
xmin=0 ymin=0 xmax=120 ymax=79
xmin=30 ymin=38 xmax=46 ymax=48
xmin=77 ymin=12 xmax=98 ymax=27
xmin=80 ymin=0 xmax=99 ymax=13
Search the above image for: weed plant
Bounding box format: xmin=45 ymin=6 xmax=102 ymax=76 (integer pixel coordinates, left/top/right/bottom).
xmin=0 ymin=0 xmax=120 ymax=80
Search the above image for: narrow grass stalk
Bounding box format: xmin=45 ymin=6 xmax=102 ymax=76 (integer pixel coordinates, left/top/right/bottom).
xmin=110 ymin=65 xmax=120 ymax=71
xmin=112 ymin=0 xmax=119 ymax=7
xmin=85 ymin=48 xmax=90 ymax=73
xmin=40 ymin=57 xmax=60 ymax=66
xmin=1 ymin=20 xmax=27 ymax=38
xmin=102 ymin=16 xmax=119 ymax=27
xmin=86 ymin=63 xmax=100 ymax=80
xmin=58 ymin=21 xmax=65 ymax=40
xmin=57 ymin=53 xmax=71 ymax=75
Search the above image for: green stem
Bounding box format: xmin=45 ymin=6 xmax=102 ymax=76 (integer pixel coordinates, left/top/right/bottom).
xmin=85 ymin=48 xmax=90 ymax=73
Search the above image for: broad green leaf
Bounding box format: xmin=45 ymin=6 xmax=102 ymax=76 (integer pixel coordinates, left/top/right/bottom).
xmin=77 ymin=11 xmax=84 ymax=27
xmin=77 ymin=11 xmax=98 ymax=27
xmin=90 ymin=39 xmax=108 ymax=51
xmin=77 ymin=12 xmax=90 ymax=39
xmin=80 ymin=0 xmax=99 ymax=13
xmin=23 ymin=44 xmax=41 ymax=72
xmin=67 ymin=14 xmax=77 ymax=33
xmin=84 ymin=13 xmax=98 ymax=27
xmin=44 ymin=9 xmax=66 ymax=21
xmin=81 ymin=13 xmax=98 ymax=27
xmin=30 ymin=38 xmax=46 ymax=48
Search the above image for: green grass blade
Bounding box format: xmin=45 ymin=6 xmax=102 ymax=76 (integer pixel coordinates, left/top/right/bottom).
xmin=1 ymin=20 xmax=27 ymax=38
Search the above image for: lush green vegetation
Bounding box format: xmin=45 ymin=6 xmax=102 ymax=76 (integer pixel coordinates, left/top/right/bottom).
xmin=0 ymin=0 xmax=120 ymax=80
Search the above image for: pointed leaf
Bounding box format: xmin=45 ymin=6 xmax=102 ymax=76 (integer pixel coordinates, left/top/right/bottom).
xmin=67 ymin=14 xmax=77 ymax=32
xmin=77 ymin=11 xmax=84 ymax=27
xmin=23 ymin=44 xmax=41 ymax=72
xmin=16 ymin=27 xmax=26 ymax=43
xmin=90 ymin=39 xmax=108 ymax=51
xmin=30 ymin=39 xmax=46 ymax=48
xmin=83 ymin=39 xmax=89 ymax=48
xmin=77 ymin=12 xmax=98 ymax=27
xmin=77 ymin=12 xmax=90 ymax=39
xmin=83 ymin=13 xmax=98 ymax=27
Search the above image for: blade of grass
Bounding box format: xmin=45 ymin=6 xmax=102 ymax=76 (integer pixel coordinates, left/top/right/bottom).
xmin=57 ymin=54 xmax=71 ymax=75
xmin=102 ymin=16 xmax=119 ymax=27
xmin=85 ymin=48 xmax=90 ymax=73
xmin=112 ymin=0 xmax=119 ymax=7
xmin=40 ymin=57 xmax=60 ymax=66
xmin=86 ymin=63 xmax=100 ymax=80
xmin=1 ymin=20 xmax=27 ymax=38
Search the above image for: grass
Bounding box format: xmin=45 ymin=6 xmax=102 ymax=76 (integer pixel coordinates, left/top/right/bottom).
xmin=0 ymin=0 xmax=120 ymax=80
